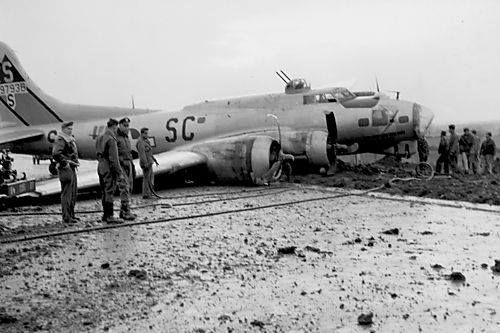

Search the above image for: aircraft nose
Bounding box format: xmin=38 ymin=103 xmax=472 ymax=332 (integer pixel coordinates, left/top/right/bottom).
xmin=413 ymin=103 xmax=434 ymax=136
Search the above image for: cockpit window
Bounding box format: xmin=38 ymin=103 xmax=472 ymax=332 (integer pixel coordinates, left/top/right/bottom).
xmin=302 ymin=88 xmax=356 ymax=105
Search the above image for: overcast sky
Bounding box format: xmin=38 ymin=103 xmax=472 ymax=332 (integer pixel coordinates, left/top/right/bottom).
xmin=2 ymin=0 xmax=499 ymax=124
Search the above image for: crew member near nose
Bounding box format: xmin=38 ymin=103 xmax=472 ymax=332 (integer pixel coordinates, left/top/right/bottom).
xmin=448 ymin=124 xmax=459 ymax=174
xmin=52 ymin=121 xmax=80 ymax=224
xmin=136 ymin=127 xmax=159 ymax=199
xmin=96 ymin=118 xmax=123 ymax=223
xmin=116 ymin=117 xmax=137 ymax=220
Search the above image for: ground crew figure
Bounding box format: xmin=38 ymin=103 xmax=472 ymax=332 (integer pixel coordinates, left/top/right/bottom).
xmin=436 ymin=130 xmax=450 ymax=174
xmin=459 ymin=128 xmax=474 ymax=173
xmin=136 ymin=128 xmax=158 ymax=199
xmin=448 ymin=124 xmax=459 ymax=173
xmin=116 ymin=117 xmax=136 ymax=220
xmin=52 ymin=121 xmax=79 ymax=224
xmin=417 ymin=135 xmax=429 ymax=163
xmin=480 ymin=132 xmax=496 ymax=174
xmin=96 ymin=118 xmax=123 ymax=223
xmin=470 ymin=129 xmax=481 ymax=174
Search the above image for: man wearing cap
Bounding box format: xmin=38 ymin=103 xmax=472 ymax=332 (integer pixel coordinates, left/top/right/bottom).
xmin=96 ymin=118 xmax=122 ymax=223
xmin=136 ymin=128 xmax=159 ymax=199
xmin=52 ymin=121 xmax=79 ymax=224
xmin=116 ymin=117 xmax=136 ymax=220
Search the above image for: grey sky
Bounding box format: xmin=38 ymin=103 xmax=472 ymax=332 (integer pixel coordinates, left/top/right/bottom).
xmin=2 ymin=0 xmax=499 ymax=124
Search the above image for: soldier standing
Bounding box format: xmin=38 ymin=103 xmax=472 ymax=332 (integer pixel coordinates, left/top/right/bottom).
xmin=480 ymin=132 xmax=496 ymax=174
xmin=116 ymin=117 xmax=136 ymax=220
xmin=96 ymin=118 xmax=122 ymax=223
xmin=52 ymin=121 xmax=79 ymax=224
xmin=136 ymin=128 xmax=159 ymax=199
xmin=470 ymin=129 xmax=481 ymax=174
xmin=417 ymin=135 xmax=429 ymax=163
xmin=448 ymin=124 xmax=459 ymax=173
xmin=459 ymin=128 xmax=474 ymax=173
xmin=435 ymin=130 xmax=450 ymax=175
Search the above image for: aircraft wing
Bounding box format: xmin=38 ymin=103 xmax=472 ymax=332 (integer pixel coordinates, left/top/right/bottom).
xmin=34 ymin=150 xmax=208 ymax=196
xmin=0 ymin=127 xmax=45 ymax=145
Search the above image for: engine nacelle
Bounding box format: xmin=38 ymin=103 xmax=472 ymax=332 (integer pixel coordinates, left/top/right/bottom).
xmin=305 ymin=131 xmax=331 ymax=167
xmin=191 ymin=136 xmax=281 ymax=184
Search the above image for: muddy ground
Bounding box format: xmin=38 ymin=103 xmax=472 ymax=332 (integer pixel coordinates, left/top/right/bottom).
xmin=293 ymin=156 xmax=500 ymax=206
xmin=0 ymin=183 xmax=499 ymax=332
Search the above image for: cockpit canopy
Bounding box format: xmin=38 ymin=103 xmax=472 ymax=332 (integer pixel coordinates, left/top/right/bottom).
xmin=303 ymin=87 xmax=356 ymax=105
xmin=285 ymin=78 xmax=311 ymax=94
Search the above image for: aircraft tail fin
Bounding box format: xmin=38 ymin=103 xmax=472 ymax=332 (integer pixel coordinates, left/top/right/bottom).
xmin=0 ymin=41 xmax=64 ymax=127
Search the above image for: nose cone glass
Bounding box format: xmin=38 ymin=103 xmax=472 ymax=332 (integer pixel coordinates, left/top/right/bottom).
xmin=419 ymin=105 xmax=434 ymax=134
xmin=413 ymin=103 xmax=434 ymax=136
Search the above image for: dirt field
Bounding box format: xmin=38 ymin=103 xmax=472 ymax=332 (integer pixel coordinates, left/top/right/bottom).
xmin=1 ymin=183 xmax=499 ymax=332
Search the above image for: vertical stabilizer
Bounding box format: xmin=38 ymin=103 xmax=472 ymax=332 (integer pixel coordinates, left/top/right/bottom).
xmin=0 ymin=41 xmax=63 ymax=126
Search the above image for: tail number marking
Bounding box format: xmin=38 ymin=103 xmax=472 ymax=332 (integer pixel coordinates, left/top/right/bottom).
xmin=165 ymin=116 xmax=196 ymax=142
xmin=0 ymin=82 xmax=26 ymax=96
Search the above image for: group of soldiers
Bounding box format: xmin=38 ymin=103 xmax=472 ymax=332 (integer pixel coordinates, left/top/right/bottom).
xmin=435 ymin=124 xmax=497 ymax=175
xmin=52 ymin=118 xmax=158 ymax=224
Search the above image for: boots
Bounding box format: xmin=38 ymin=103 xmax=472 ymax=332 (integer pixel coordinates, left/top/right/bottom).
xmin=102 ymin=202 xmax=123 ymax=224
xmin=119 ymin=204 xmax=136 ymax=221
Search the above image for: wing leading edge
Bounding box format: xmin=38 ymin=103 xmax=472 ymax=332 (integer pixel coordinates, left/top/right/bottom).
xmin=34 ymin=150 xmax=208 ymax=196
xmin=0 ymin=127 xmax=45 ymax=146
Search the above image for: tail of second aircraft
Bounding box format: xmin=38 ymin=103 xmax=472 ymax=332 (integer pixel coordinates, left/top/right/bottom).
xmin=0 ymin=41 xmax=65 ymax=127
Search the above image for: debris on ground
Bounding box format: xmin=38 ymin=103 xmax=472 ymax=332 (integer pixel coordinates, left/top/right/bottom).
xmin=382 ymin=228 xmax=399 ymax=235
xmin=250 ymin=319 xmax=266 ymax=328
xmin=446 ymin=272 xmax=466 ymax=282
xmin=128 ymin=269 xmax=148 ymax=280
xmin=357 ymin=312 xmax=374 ymax=325
xmin=277 ymin=246 xmax=297 ymax=255
xmin=0 ymin=312 xmax=17 ymax=324
xmin=304 ymin=245 xmax=321 ymax=253
xmin=431 ymin=264 xmax=444 ymax=270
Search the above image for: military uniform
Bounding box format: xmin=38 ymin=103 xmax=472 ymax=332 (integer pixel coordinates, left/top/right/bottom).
xmin=52 ymin=131 xmax=79 ymax=223
xmin=136 ymin=136 xmax=157 ymax=198
xmin=417 ymin=137 xmax=429 ymax=163
xmin=459 ymin=132 xmax=474 ymax=172
xmin=448 ymin=132 xmax=459 ymax=173
xmin=116 ymin=127 xmax=136 ymax=219
xmin=470 ymin=134 xmax=481 ymax=174
xmin=436 ymin=135 xmax=449 ymax=174
xmin=96 ymin=128 xmax=122 ymax=222
xmin=480 ymin=137 xmax=496 ymax=174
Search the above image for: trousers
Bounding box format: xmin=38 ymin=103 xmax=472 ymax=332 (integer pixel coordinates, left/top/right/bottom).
xmin=119 ymin=161 xmax=134 ymax=212
xmin=436 ymin=154 xmax=449 ymax=174
xmin=59 ymin=167 xmax=77 ymax=222
xmin=141 ymin=166 xmax=154 ymax=197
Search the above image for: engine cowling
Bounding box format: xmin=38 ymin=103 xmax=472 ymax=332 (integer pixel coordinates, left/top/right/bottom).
xmin=305 ymin=131 xmax=331 ymax=167
xmin=191 ymin=136 xmax=281 ymax=184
